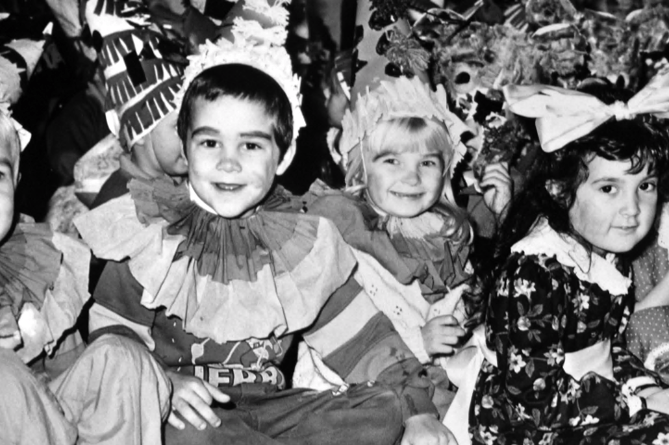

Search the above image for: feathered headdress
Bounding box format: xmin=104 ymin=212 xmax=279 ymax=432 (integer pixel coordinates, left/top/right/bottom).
xmin=177 ymin=0 xmax=305 ymax=143
xmin=340 ymin=75 xmax=470 ymax=174
xmin=340 ymin=0 xmax=469 ymax=176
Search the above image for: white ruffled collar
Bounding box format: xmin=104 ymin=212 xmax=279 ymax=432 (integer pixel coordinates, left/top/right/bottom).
xmin=511 ymin=218 xmax=631 ymax=296
xmin=385 ymin=212 xmax=445 ymax=240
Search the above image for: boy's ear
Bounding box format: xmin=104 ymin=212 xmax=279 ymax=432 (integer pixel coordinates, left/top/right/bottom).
xmin=276 ymin=143 xmax=296 ymax=176
xmin=132 ymin=135 xmax=148 ymax=154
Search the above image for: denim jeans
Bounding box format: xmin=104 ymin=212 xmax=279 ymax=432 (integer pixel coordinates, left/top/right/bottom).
xmin=164 ymin=381 xmax=403 ymax=445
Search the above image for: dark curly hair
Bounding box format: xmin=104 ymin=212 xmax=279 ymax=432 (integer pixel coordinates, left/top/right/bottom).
xmin=469 ymin=81 xmax=669 ymax=326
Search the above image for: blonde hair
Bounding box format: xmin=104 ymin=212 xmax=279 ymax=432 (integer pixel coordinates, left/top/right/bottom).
xmin=345 ymin=117 xmax=473 ymax=245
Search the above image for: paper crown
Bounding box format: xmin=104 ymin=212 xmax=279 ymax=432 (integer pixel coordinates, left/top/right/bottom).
xmin=85 ymin=0 xmax=187 ymax=148
xmin=340 ymin=76 xmax=470 ymax=172
xmin=178 ymin=0 xmax=305 ymax=143
xmin=340 ymin=1 xmax=468 ymax=171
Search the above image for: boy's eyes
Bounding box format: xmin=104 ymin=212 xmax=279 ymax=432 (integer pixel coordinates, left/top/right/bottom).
xmin=599 ymin=185 xmax=616 ymax=194
xmin=199 ymin=139 xmax=219 ymax=148
xmin=244 ymin=142 xmax=263 ymax=150
xmin=194 ymin=139 xmax=267 ymax=151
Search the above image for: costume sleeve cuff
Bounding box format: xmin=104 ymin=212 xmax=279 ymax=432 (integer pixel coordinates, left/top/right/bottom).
xmin=402 ymin=327 xmax=431 ymax=364
xmin=399 ymin=383 xmax=440 ymax=421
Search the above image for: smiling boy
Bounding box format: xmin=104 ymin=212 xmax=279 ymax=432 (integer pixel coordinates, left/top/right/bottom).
xmin=71 ymin=57 xmax=453 ymax=444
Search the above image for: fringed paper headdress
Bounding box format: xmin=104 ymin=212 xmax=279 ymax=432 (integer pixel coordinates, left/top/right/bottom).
xmin=178 ymin=0 xmax=305 ymax=143
xmin=84 ymin=0 xmax=187 ymax=149
xmin=340 ymin=75 xmax=470 ymax=174
xmin=340 ymin=0 xmax=469 ymax=175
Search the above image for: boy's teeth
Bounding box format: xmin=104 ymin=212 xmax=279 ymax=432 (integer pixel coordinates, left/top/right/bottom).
xmin=216 ymin=184 xmax=240 ymax=191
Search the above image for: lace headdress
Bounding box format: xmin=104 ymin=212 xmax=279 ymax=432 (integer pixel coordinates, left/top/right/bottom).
xmin=340 ymin=75 xmax=470 ymax=174
xmin=177 ymin=0 xmax=305 ymax=143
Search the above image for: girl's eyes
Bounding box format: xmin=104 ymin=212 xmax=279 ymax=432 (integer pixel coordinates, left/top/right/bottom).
xmin=640 ymin=181 xmax=657 ymax=192
xmin=599 ymin=185 xmax=616 ymax=194
xmin=421 ymin=160 xmax=439 ymax=168
xmin=382 ymin=158 xmax=399 ymax=165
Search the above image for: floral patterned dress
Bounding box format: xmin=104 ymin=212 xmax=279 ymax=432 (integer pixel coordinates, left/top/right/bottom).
xmin=469 ymin=219 xmax=669 ymax=445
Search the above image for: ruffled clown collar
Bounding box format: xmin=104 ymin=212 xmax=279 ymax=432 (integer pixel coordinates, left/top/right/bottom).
xmin=511 ymin=218 xmax=631 ymax=296
xmin=0 ymin=220 xmax=90 ymax=363
xmin=75 ymin=178 xmax=356 ymax=343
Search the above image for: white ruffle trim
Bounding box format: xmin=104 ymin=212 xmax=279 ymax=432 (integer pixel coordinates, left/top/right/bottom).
xmin=511 ymin=218 xmax=631 ymax=296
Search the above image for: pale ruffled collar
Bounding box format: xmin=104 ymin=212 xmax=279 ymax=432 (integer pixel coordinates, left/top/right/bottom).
xmin=385 ymin=212 xmax=445 ymax=240
xmin=511 ymin=218 xmax=631 ymax=296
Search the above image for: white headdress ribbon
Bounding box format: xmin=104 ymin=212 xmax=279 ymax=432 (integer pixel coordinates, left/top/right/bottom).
xmin=503 ymin=66 xmax=669 ymax=152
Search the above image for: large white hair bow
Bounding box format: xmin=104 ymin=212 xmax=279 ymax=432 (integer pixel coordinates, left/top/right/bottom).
xmin=503 ymin=67 xmax=669 ymax=152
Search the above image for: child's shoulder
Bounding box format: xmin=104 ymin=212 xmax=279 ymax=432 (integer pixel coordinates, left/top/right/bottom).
xmin=301 ymin=180 xmax=373 ymax=225
xmin=1 ymin=219 xmax=91 ymax=363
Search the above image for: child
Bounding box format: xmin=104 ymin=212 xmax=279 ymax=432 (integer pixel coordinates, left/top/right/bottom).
xmin=626 ymin=213 xmax=669 ymax=381
xmin=73 ymin=39 xmax=455 ymax=444
xmin=299 ymin=75 xmax=512 ymax=363
xmin=467 ymin=72 xmax=669 ymax=444
xmin=0 ymin=102 xmax=91 ymax=444
xmin=85 ymin=0 xmax=189 ymax=208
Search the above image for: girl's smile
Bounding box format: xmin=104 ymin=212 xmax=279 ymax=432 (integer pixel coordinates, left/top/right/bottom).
xmin=568 ymin=156 xmax=658 ymax=256
xmin=364 ymin=145 xmax=446 ymax=218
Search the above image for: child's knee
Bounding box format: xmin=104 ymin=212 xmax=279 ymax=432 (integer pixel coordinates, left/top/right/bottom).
xmin=349 ymin=383 xmax=404 ymax=444
xmin=53 ymin=333 xmax=171 ymax=416
xmin=0 ymin=349 xmax=43 ymax=404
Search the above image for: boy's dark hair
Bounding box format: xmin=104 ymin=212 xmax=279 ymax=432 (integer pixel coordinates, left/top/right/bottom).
xmin=471 ymin=82 xmax=669 ymax=325
xmin=177 ymin=64 xmax=294 ymax=157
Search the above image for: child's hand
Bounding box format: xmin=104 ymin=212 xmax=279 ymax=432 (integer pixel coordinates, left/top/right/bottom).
xmin=645 ymin=388 xmax=669 ymax=415
xmin=479 ymin=162 xmax=513 ymax=219
xmin=167 ymin=370 xmax=230 ymax=431
xmin=401 ymin=413 xmax=458 ymax=445
xmin=0 ymin=331 xmax=21 ymax=350
xmin=421 ymin=315 xmax=466 ymax=357
xmin=0 ymin=307 xmax=21 ymax=351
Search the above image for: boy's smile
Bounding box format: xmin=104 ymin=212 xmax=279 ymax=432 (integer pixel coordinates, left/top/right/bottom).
xmin=185 ymin=96 xmax=294 ymax=218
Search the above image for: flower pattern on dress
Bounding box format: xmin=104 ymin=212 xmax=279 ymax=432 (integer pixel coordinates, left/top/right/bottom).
xmin=469 ymin=247 xmax=669 ymax=444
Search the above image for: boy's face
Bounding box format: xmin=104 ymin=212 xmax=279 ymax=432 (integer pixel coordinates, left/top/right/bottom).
xmin=0 ymin=139 xmax=18 ymax=241
xmin=148 ymin=111 xmax=188 ymax=176
xmin=185 ymin=96 xmax=294 ymax=218
xmin=569 ymin=156 xmax=657 ymax=256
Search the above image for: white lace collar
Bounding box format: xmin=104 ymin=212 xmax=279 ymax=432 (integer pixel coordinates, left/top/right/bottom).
xmin=511 ymin=218 xmax=631 ymax=296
